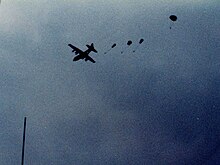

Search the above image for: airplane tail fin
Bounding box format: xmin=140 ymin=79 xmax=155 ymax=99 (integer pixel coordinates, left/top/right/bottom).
xmin=86 ymin=43 xmax=98 ymax=53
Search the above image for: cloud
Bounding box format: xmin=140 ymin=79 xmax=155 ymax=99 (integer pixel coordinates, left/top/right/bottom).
xmin=0 ymin=1 xmax=219 ymax=164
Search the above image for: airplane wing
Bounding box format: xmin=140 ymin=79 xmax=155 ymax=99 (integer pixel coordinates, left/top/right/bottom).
xmin=85 ymin=56 xmax=96 ymax=63
xmin=68 ymin=44 xmax=83 ymax=55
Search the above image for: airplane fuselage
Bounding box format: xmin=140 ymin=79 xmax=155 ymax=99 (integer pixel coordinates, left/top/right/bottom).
xmin=73 ymin=50 xmax=91 ymax=61
xmin=68 ymin=43 xmax=97 ymax=63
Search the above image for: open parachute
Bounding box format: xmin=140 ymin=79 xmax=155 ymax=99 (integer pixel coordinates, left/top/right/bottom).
xmin=104 ymin=43 xmax=117 ymax=54
xmin=121 ymin=40 xmax=132 ymax=54
xmin=127 ymin=40 xmax=132 ymax=46
xmin=111 ymin=43 xmax=116 ymax=48
xmin=104 ymin=39 xmax=144 ymax=54
xmin=169 ymin=15 xmax=177 ymax=29
xmin=169 ymin=15 xmax=177 ymax=21
xmin=133 ymin=38 xmax=144 ymax=52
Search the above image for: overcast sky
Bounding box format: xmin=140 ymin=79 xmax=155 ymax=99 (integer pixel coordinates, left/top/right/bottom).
xmin=0 ymin=0 xmax=220 ymax=164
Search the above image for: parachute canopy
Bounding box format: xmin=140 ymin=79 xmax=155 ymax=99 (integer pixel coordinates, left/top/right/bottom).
xmin=111 ymin=43 xmax=116 ymax=48
xmin=127 ymin=40 xmax=132 ymax=46
xmin=104 ymin=43 xmax=117 ymax=54
xmin=133 ymin=38 xmax=144 ymax=52
xmin=169 ymin=15 xmax=177 ymax=21
xmin=139 ymin=38 xmax=144 ymax=44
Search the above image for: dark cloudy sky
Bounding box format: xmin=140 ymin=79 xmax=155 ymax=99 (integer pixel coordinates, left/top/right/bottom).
xmin=0 ymin=0 xmax=219 ymax=164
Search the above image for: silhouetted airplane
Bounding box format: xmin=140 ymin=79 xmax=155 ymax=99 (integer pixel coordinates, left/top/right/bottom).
xmin=68 ymin=43 xmax=97 ymax=63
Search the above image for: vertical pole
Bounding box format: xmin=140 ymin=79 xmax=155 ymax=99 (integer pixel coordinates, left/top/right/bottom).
xmin=21 ymin=117 xmax=27 ymax=165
